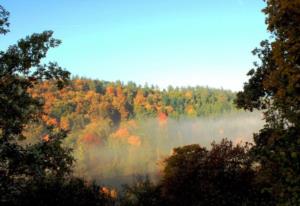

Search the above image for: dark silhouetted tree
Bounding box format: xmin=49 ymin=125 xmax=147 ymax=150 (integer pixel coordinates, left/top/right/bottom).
xmin=120 ymin=176 xmax=164 ymax=206
xmin=0 ymin=6 xmax=115 ymax=205
xmin=0 ymin=4 xmax=73 ymax=204
xmin=236 ymin=0 xmax=300 ymax=205
xmin=15 ymin=177 xmax=114 ymax=206
xmin=161 ymin=139 xmax=258 ymax=206
xmin=0 ymin=5 xmax=9 ymax=35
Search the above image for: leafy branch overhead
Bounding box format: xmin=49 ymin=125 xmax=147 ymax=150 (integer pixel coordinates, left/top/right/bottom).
xmin=0 ymin=5 xmax=9 ymax=34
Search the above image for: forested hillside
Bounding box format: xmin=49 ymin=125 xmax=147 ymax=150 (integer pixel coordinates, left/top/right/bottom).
xmin=25 ymin=78 xmax=244 ymax=182
xmin=29 ymin=78 xmax=237 ymax=130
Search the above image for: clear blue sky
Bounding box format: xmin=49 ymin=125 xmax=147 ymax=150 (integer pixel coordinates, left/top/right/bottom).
xmin=1 ymin=0 xmax=268 ymax=91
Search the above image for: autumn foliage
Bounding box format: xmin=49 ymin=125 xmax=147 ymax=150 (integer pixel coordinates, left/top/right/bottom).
xmin=29 ymin=78 xmax=237 ymax=128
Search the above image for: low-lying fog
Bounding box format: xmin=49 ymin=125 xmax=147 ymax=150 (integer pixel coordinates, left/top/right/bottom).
xmin=73 ymin=111 xmax=264 ymax=187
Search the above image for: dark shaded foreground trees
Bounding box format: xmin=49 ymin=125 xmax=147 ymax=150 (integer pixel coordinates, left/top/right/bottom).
xmin=120 ymin=176 xmax=164 ymax=206
xmin=120 ymin=139 xmax=271 ymax=206
xmin=161 ymin=140 xmax=264 ymax=206
xmin=14 ymin=177 xmax=113 ymax=206
xmin=0 ymin=5 xmax=113 ymax=205
xmin=236 ymin=0 xmax=300 ymax=205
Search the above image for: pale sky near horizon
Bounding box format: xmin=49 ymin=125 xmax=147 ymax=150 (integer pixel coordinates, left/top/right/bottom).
xmin=1 ymin=0 xmax=268 ymax=91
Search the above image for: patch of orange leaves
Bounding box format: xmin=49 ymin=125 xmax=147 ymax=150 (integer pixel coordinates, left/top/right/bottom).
xmin=158 ymin=112 xmax=168 ymax=126
xmin=106 ymin=86 xmax=115 ymax=95
xmin=42 ymin=115 xmax=58 ymax=126
xmin=81 ymin=133 xmax=101 ymax=145
xmin=110 ymin=189 xmax=117 ymax=198
xmin=112 ymin=127 xmax=129 ymax=139
xmin=43 ymin=134 xmax=50 ymax=142
xmin=127 ymin=135 xmax=141 ymax=146
xmin=100 ymin=187 xmax=117 ymax=199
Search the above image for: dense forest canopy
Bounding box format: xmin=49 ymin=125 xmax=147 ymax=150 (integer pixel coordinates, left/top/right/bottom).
xmin=26 ymin=77 xmax=239 ymax=144
xmin=30 ymin=77 xmax=237 ymax=127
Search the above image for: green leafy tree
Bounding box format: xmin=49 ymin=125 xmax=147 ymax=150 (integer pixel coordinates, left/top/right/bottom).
xmin=0 ymin=5 xmax=73 ymax=203
xmin=236 ymin=0 xmax=300 ymax=205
